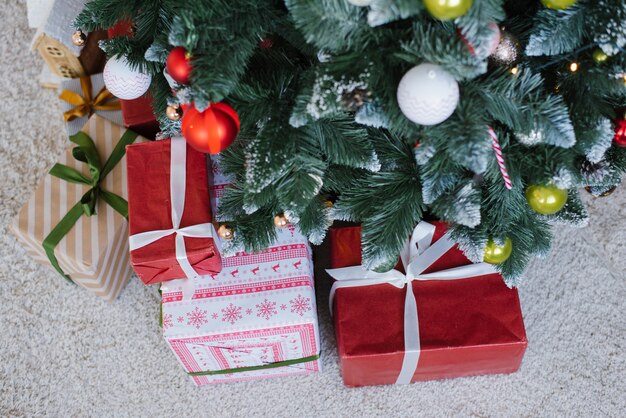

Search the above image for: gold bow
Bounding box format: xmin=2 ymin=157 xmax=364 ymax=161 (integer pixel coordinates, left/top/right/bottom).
xmin=59 ymin=76 xmax=121 ymax=122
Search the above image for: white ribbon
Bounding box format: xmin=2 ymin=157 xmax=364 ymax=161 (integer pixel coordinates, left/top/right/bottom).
xmin=326 ymin=221 xmax=496 ymax=385
xmin=129 ymin=137 xmax=220 ymax=299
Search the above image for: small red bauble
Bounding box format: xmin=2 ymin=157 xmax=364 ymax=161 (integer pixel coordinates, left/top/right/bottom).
xmin=181 ymin=102 xmax=240 ymax=154
xmin=614 ymin=119 xmax=626 ymax=147
xmin=166 ymin=47 xmax=192 ymax=85
xmin=259 ymin=37 xmax=274 ymax=49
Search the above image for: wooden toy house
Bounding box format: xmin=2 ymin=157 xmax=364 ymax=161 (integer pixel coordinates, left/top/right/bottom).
xmin=30 ymin=0 xmax=106 ymax=79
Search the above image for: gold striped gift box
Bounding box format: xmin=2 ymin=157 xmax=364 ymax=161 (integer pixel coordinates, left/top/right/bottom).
xmin=10 ymin=115 xmax=147 ymax=302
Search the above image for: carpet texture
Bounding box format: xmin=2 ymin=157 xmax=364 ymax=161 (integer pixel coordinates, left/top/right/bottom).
xmin=1 ymin=1 xmax=625 ymax=416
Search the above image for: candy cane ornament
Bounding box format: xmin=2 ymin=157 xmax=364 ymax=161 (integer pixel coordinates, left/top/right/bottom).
xmin=487 ymin=127 xmax=513 ymax=190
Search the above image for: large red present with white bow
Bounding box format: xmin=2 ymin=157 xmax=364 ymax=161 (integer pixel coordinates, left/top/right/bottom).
xmin=126 ymin=138 xmax=222 ymax=284
xmin=326 ymin=221 xmax=527 ymax=387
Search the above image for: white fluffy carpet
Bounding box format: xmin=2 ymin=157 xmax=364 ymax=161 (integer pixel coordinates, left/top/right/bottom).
xmin=1 ymin=1 xmax=625 ymax=416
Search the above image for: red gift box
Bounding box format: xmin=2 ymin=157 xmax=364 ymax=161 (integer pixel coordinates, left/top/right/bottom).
xmin=107 ymin=21 xmax=160 ymax=139
xmin=119 ymin=95 xmax=160 ymax=140
xmin=107 ymin=20 xmax=133 ymax=38
xmin=126 ymin=138 xmax=221 ymax=284
xmin=327 ymin=222 xmax=527 ymax=387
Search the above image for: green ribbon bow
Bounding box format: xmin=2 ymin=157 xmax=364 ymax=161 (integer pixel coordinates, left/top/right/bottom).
xmin=187 ymin=354 xmax=320 ymax=377
xmin=42 ymin=129 xmax=138 ymax=282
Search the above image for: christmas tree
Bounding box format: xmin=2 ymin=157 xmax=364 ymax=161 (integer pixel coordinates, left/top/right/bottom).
xmin=75 ymin=0 xmax=626 ymax=284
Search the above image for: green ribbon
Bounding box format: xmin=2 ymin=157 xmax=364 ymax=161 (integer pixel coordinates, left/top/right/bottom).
xmin=42 ymin=129 xmax=139 ymax=282
xmin=188 ymin=354 xmax=320 ymax=377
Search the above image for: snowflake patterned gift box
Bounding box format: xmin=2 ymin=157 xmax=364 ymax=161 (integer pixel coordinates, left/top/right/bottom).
xmin=327 ymin=221 xmax=528 ymax=387
xmin=11 ymin=115 xmax=146 ymax=302
xmin=161 ymin=227 xmax=321 ymax=385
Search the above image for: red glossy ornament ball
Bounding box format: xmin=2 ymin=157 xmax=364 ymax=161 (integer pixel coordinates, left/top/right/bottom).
xmin=166 ymin=47 xmax=192 ymax=85
xmin=181 ymin=102 xmax=240 ymax=154
xmin=614 ymin=119 xmax=626 ymax=147
xmin=259 ymin=37 xmax=273 ymax=49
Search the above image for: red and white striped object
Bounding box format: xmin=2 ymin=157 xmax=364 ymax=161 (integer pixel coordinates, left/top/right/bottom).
xmin=487 ymin=127 xmax=513 ymax=190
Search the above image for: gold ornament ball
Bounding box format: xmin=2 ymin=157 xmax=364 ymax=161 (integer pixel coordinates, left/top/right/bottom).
xmin=484 ymin=237 xmax=513 ymax=264
xmin=217 ymin=224 xmax=234 ymax=240
xmin=592 ymin=49 xmax=608 ymax=64
xmin=274 ymin=214 xmax=289 ymax=228
xmin=166 ymin=105 xmax=182 ymax=121
xmin=525 ymin=184 xmax=568 ymax=215
xmin=540 ymin=0 xmax=577 ymax=10
xmin=423 ymin=0 xmax=473 ymax=21
xmin=72 ymin=30 xmax=87 ymax=47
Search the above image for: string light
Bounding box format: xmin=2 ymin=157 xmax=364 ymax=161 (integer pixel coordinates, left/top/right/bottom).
xmin=534 ymin=43 xmax=594 ymax=72
xmin=569 ymin=62 xmax=579 ymax=72
xmin=510 ymin=66 xmax=519 ymax=75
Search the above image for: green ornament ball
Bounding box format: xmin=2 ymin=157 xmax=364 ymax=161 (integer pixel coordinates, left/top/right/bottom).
xmin=484 ymin=237 xmax=513 ymax=264
xmin=423 ymin=0 xmax=473 ymax=21
xmin=525 ymin=184 xmax=568 ymax=215
xmin=540 ymin=0 xmax=577 ymax=10
xmin=592 ymin=49 xmax=608 ymax=64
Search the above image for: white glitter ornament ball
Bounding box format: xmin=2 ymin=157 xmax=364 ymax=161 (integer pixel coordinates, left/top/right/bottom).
xmin=103 ymin=56 xmax=151 ymax=100
xmin=397 ymin=63 xmax=459 ymax=126
xmin=347 ymin=0 xmax=372 ymax=6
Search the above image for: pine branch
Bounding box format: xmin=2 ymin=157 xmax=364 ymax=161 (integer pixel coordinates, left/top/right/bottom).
xmin=526 ymin=4 xmax=586 ymax=56
xmin=285 ymin=0 xmax=372 ymax=52
xmin=76 ymin=0 xmax=626 ymax=286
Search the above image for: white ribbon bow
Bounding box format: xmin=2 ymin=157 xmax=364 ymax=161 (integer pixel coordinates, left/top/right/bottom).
xmin=326 ymin=221 xmax=496 ymax=385
xmin=129 ymin=137 xmax=220 ymax=299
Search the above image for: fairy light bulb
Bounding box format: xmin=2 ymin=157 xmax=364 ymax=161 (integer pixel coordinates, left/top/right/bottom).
xmin=510 ymin=66 xmax=519 ymax=75
xmin=569 ymin=62 xmax=579 ymax=72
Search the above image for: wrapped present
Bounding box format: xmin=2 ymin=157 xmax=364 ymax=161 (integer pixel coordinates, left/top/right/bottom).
xmin=39 ymin=64 xmax=62 ymax=89
xmin=207 ymin=155 xmax=231 ymax=219
xmin=326 ymin=221 xmax=527 ymax=387
xmin=158 ymin=155 xmax=321 ymax=385
xmin=126 ymin=138 xmax=222 ymax=285
xmin=161 ymin=228 xmax=320 ymax=386
xmin=11 ymin=116 xmax=146 ymax=302
xmin=119 ymin=95 xmax=160 ymax=140
xmin=107 ymin=20 xmax=133 ymax=38
xmin=58 ymin=73 xmax=123 ymax=135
